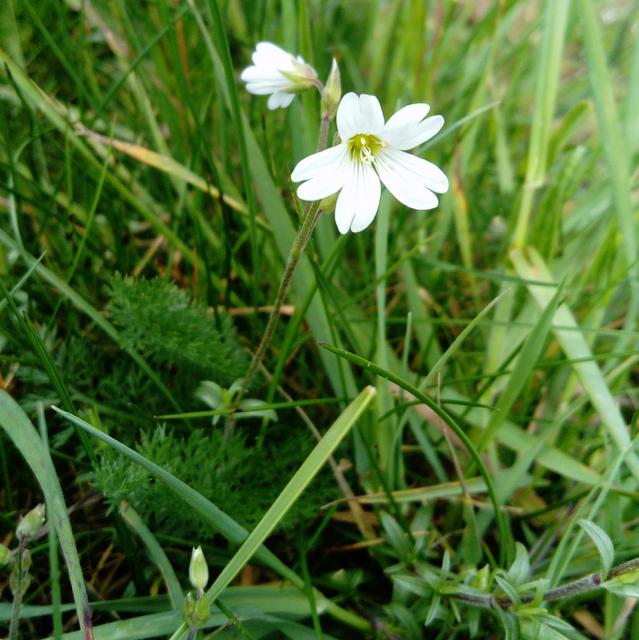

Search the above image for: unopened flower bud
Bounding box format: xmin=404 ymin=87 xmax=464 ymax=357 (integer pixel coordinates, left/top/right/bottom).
xmin=321 ymin=58 xmax=341 ymax=120
xmin=0 ymin=544 xmax=10 ymax=566
xmin=189 ymin=546 xmax=209 ymax=592
xmin=16 ymin=504 xmax=46 ymax=540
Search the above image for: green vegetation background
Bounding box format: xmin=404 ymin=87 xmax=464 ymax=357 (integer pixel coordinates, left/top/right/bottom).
xmin=1 ymin=0 xmax=638 ymax=638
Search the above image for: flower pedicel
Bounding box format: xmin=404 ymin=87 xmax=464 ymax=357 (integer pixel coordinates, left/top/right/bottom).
xmin=292 ymin=92 xmax=449 ymax=234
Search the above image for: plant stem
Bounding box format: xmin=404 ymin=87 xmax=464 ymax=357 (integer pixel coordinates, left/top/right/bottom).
xmin=8 ymin=536 xmax=26 ymax=640
xmin=451 ymin=557 xmax=639 ymax=610
xmin=231 ymin=115 xmax=332 ymax=424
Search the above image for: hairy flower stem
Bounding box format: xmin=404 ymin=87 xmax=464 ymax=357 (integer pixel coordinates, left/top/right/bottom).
xmin=229 ymin=115 xmax=332 ymax=432
xmin=229 ymin=200 xmax=322 ymax=432
xmin=451 ymin=557 xmax=639 ymax=610
xmin=8 ymin=536 xmax=26 ymax=640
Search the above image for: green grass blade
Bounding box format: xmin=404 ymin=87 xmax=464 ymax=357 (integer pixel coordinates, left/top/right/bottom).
xmin=209 ymin=386 xmax=374 ymax=600
xmin=512 ymin=0 xmax=570 ymax=248
xmin=37 ymin=404 xmax=63 ymax=640
xmin=510 ymin=247 xmax=639 ymax=481
xmin=51 ymin=405 xmax=371 ymax=634
xmin=476 ymin=283 xmax=563 ymax=451
xmin=0 ymin=391 xmax=93 ymax=639
xmin=321 ymin=344 xmax=512 ymax=565
xmin=202 ymin=0 xmax=259 ymax=308
xmin=40 ymin=585 xmax=325 ymax=639
xmin=578 ymin=0 xmax=635 ymax=268
xmin=168 ymin=386 xmax=376 ymax=638
xmin=51 ymin=405 xmax=295 ymax=576
xmin=374 ymin=198 xmax=398 ymax=485
xmin=119 ymin=502 xmax=184 ymax=609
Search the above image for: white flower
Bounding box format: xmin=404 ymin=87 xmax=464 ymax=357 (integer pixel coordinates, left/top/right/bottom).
xmin=291 ymin=93 xmax=449 ymax=233
xmin=240 ymin=42 xmax=318 ymax=110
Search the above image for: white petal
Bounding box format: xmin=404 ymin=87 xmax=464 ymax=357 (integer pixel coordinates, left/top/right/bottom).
xmin=383 ymin=103 xmax=429 ymax=146
xmin=297 ymin=169 xmax=345 ymax=200
xmin=375 ymin=152 xmax=439 ymax=210
xmin=267 ymin=92 xmax=294 ymax=109
xmin=279 ymin=93 xmax=295 ymax=108
xmin=240 ymin=66 xmax=280 ymax=83
xmin=244 ymin=80 xmax=291 ymax=95
xmin=334 ymin=162 xmax=381 ymax=234
xmin=252 ymin=42 xmax=294 ymax=69
xmin=350 ymin=165 xmax=381 ymax=232
xmin=240 ymin=67 xmax=294 ymax=92
xmin=267 ymin=92 xmax=283 ymax=109
xmin=295 ymin=146 xmax=348 ymax=200
xmin=336 ymin=92 xmax=361 ymax=140
xmin=381 ymin=147 xmax=448 ymax=193
xmin=384 ymin=103 xmax=430 ymax=130
xmin=336 ymin=93 xmax=386 ymax=141
xmin=384 ymin=112 xmax=444 ymax=150
xmin=291 ymin=144 xmax=347 ymax=182
xmin=357 ymin=94 xmax=385 ymax=134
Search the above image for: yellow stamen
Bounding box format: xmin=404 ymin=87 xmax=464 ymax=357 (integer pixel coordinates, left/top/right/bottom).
xmin=347 ymin=133 xmax=384 ymax=163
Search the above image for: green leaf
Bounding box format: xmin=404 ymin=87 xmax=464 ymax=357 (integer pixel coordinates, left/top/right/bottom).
xmin=507 ymin=543 xmax=531 ymax=586
xmin=520 ymin=619 xmax=572 ymax=640
xmin=380 ymin=512 xmax=413 ymax=561
xmin=0 ymin=391 xmax=92 ymax=639
xmin=577 ymin=519 xmax=614 ymax=580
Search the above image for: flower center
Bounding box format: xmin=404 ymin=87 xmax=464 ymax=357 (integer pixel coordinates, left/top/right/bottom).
xmin=347 ymin=133 xmax=384 ymax=163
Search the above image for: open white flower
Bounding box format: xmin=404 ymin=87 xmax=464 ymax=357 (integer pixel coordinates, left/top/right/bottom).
xmin=240 ymin=42 xmax=318 ymax=110
xmin=291 ymin=93 xmax=449 ymax=233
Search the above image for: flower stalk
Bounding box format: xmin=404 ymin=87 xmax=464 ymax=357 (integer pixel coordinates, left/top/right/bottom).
xmin=231 ymin=198 xmax=323 ymax=425
xmin=230 ymin=114 xmax=332 ymax=426
xmin=8 ymin=536 xmax=29 ymax=640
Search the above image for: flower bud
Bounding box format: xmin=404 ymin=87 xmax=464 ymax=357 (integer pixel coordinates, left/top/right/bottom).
xmin=189 ymin=546 xmax=209 ymax=592
xmin=321 ymin=58 xmax=341 ymax=120
xmin=16 ymin=504 xmax=46 ymax=540
xmin=0 ymin=544 xmax=10 ymax=567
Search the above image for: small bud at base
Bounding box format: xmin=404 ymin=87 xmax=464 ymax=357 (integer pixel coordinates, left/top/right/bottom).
xmin=16 ymin=504 xmax=46 ymax=540
xmin=0 ymin=544 xmax=10 ymax=566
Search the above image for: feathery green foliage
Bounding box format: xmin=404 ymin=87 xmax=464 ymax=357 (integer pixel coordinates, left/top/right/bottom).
xmin=108 ymin=275 xmax=248 ymax=389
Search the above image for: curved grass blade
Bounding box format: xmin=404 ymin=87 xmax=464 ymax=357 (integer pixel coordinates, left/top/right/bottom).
xmin=119 ymin=502 xmax=183 ymax=609
xmin=320 ymin=344 xmax=512 ymax=565
xmin=168 ymin=386 xmax=377 ymax=639
xmin=0 ymin=391 xmax=94 ymax=640
xmin=52 ymin=405 xmax=371 ymax=634
xmin=75 ymin=125 xmax=247 ymax=215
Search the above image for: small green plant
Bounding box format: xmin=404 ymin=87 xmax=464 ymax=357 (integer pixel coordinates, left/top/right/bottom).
xmin=93 ymin=423 xmax=337 ymax=539
xmin=108 ymin=275 xmax=248 ymax=389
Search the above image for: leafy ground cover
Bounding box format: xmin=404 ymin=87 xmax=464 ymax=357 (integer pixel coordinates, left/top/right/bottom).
xmin=1 ymin=1 xmax=639 ymax=638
